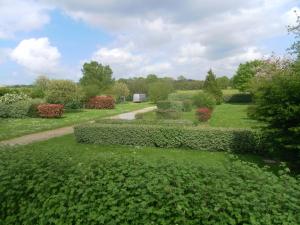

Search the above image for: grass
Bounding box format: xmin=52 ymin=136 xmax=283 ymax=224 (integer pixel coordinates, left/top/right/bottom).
xmin=0 ymin=134 xmax=270 ymax=170
xmin=0 ymin=102 xmax=152 ymax=141
xmin=140 ymin=103 xmax=260 ymax=128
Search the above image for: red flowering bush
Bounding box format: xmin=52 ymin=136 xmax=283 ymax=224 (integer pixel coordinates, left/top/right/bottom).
xmin=86 ymin=96 xmax=115 ymax=109
xmin=37 ymin=104 xmax=64 ymax=118
xmin=196 ymin=107 xmax=213 ymax=122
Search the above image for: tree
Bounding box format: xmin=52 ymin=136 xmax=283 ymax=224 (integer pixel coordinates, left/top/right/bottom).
xmin=146 ymin=74 xmax=159 ymax=83
xmin=148 ymin=81 xmax=174 ymax=103
xmin=112 ymin=82 xmax=130 ymax=102
xmin=216 ymin=76 xmax=230 ymax=89
xmin=80 ymin=61 xmax=114 ymax=95
xmin=177 ymin=75 xmax=186 ymax=81
xmin=288 ymin=10 xmax=300 ymax=59
xmin=46 ymin=80 xmax=84 ymax=109
xmin=203 ymin=69 xmax=223 ymax=104
xmin=249 ymin=65 xmax=300 ymax=168
xmin=34 ymin=75 xmax=50 ymax=91
xmin=232 ymin=60 xmax=265 ymax=91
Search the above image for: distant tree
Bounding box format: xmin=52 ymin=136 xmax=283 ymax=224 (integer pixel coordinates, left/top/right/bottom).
xmin=148 ymin=81 xmax=174 ymax=103
xmin=177 ymin=75 xmax=187 ymax=81
xmin=80 ymin=61 xmax=114 ymax=95
xmin=34 ymin=75 xmax=50 ymax=91
xmin=126 ymin=78 xmax=149 ymax=95
xmin=232 ymin=60 xmax=265 ymax=91
xmin=46 ymin=80 xmax=84 ymax=109
xmin=203 ymin=69 xmax=223 ymax=104
xmin=146 ymin=74 xmax=159 ymax=83
xmin=216 ymin=76 xmax=230 ymax=89
xmin=112 ymin=82 xmax=130 ymax=102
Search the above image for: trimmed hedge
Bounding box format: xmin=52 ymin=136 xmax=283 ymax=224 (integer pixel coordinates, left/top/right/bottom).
xmin=156 ymin=100 xmax=183 ymax=111
xmin=86 ymin=95 xmax=115 ymax=109
xmin=96 ymin=119 xmax=194 ymax=126
xmin=37 ymin=104 xmax=64 ymax=118
xmin=74 ymin=124 xmax=262 ymax=153
xmin=223 ymin=93 xmax=252 ymax=103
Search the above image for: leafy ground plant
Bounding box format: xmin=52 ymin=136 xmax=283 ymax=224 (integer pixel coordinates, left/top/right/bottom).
xmin=0 ymin=135 xmax=299 ymax=224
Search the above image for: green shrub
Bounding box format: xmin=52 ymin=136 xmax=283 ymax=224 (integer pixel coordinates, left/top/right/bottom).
xmin=0 ymin=100 xmax=32 ymax=118
xmin=168 ymin=92 xmax=198 ymax=101
xmin=148 ymin=81 xmax=174 ymax=103
xmin=75 ymin=124 xmax=262 ymax=153
xmin=192 ymin=92 xmax=216 ymax=109
xmin=0 ymin=93 xmax=30 ymax=104
xmin=27 ymin=98 xmax=45 ymax=117
xmin=156 ymin=100 xmax=183 ymax=111
xmin=182 ymin=100 xmax=192 ymax=112
xmin=223 ymin=93 xmax=252 ymax=103
xmin=1 ymin=147 xmax=299 ymax=224
xmin=156 ymin=109 xmax=181 ymax=120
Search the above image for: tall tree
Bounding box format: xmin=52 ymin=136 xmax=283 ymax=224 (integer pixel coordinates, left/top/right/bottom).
xmin=79 ymin=61 xmax=114 ymax=96
xmin=288 ymin=11 xmax=300 ymax=59
xmin=203 ymin=69 xmax=223 ymax=104
xmin=232 ymin=60 xmax=265 ymax=91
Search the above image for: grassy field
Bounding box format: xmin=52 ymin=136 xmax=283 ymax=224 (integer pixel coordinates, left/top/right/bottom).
xmin=140 ymin=103 xmax=260 ymax=128
xmin=0 ymin=102 xmax=151 ymax=141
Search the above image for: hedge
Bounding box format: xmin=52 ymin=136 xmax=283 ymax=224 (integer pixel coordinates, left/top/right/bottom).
xmin=96 ymin=119 xmax=194 ymax=126
xmin=74 ymin=124 xmax=263 ymax=153
xmin=156 ymin=100 xmax=183 ymax=111
xmin=37 ymin=104 xmax=64 ymax=118
xmin=86 ymin=95 xmax=115 ymax=109
xmin=223 ymin=93 xmax=252 ymax=103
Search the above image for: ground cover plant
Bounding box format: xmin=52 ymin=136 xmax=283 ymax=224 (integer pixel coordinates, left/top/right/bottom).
xmin=0 ymin=135 xmax=299 ymax=224
xmin=0 ymin=102 xmax=151 ymax=141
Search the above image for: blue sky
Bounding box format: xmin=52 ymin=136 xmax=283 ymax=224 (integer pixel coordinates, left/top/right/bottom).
xmin=0 ymin=0 xmax=299 ymax=85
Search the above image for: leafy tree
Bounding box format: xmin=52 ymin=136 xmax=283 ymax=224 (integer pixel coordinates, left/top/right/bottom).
xmin=288 ymin=10 xmax=300 ymax=59
xmin=177 ymin=75 xmax=187 ymax=81
xmin=80 ymin=61 xmax=114 ymax=94
xmin=250 ymin=62 xmax=300 ymax=168
xmin=34 ymin=75 xmax=50 ymax=91
xmin=46 ymin=80 xmax=84 ymax=109
xmin=232 ymin=60 xmax=265 ymax=91
xmin=112 ymin=82 xmax=130 ymax=102
xmin=216 ymin=76 xmax=230 ymax=89
xmin=146 ymin=74 xmax=159 ymax=83
xmin=203 ymin=69 xmax=223 ymax=104
xmin=148 ymin=81 xmax=174 ymax=103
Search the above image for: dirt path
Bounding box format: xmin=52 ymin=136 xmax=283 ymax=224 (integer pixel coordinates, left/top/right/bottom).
xmin=0 ymin=106 xmax=156 ymax=146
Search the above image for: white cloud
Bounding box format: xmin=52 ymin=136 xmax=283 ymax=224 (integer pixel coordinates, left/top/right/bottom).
xmin=10 ymin=37 xmax=61 ymax=75
xmin=0 ymin=0 xmax=51 ymax=39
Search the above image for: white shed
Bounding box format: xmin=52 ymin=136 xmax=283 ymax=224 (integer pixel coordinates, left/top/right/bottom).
xmin=133 ymin=93 xmax=146 ymax=103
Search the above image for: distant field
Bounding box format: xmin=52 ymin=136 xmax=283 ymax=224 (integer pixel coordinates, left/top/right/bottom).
xmin=0 ymin=102 xmax=152 ymax=141
xmin=140 ymin=103 xmax=259 ymax=128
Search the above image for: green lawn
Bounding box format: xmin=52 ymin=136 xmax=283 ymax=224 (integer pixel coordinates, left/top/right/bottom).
xmin=140 ymin=103 xmax=260 ymax=128
xmin=0 ymin=102 xmax=152 ymax=141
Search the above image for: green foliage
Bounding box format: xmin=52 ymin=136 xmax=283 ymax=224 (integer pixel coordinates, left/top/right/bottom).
xmin=148 ymin=81 xmax=174 ymax=103
xmin=111 ymin=82 xmax=130 ymax=102
xmin=288 ymin=12 xmax=300 ymax=59
xmin=27 ymin=98 xmax=45 ymax=117
xmin=75 ymin=124 xmax=262 ymax=153
xmin=46 ymin=80 xmax=84 ymax=109
xmin=193 ymin=92 xmax=216 ymax=109
xmin=249 ymin=69 xmax=300 ymax=166
xmin=156 ymin=100 xmax=183 ymax=111
xmin=216 ymin=76 xmax=231 ymax=89
xmin=182 ymin=100 xmax=192 ymax=112
xmin=1 ymin=144 xmax=299 ymax=224
xmin=203 ymin=69 xmax=223 ymax=104
xmin=233 ymin=60 xmax=265 ymax=91
xmin=34 ymin=75 xmax=50 ymax=91
xmin=0 ymin=87 xmax=11 ymax=96
xmin=223 ymin=93 xmax=252 ymax=103
xmin=0 ymin=100 xmax=32 ymax=118
xmin=173 ymin=79 xmax=203 ymax=90
xmin=156 ymin=109 xmax=181 ymax=120
xmin=80 ymin=61 xmax=114 ymax=93
xmin=98 ymin=119 xmax=194 ymax=126
xmin=0 ymin=93 xmax=30 ymax=104
xmin=168 ymin=91 xmax=199 ymax=101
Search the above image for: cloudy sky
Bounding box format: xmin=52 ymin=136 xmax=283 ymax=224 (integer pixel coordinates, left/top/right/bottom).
xmin=0 ymin=0 xmax=299 ymax=85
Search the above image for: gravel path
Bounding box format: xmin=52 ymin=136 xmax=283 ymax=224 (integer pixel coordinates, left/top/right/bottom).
xmin=0 ymin=106 xmax=156 ymax=146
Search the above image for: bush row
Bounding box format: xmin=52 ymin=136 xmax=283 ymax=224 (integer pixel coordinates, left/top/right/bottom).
xmin=74 ymin=124 xmax=263 ymax=153
xmin=96 ymin=119 xmax=194 ymax=126
xmin=223 ymin=93 xmax=252 ymax=103
xmin=1 ymin=148 xmax=299 ymax=224
xmin=86 ymin=96 xmax=115 ymax=109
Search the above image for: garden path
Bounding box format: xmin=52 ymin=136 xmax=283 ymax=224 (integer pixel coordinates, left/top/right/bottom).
xmin=0 ymin=106 xmax=156 ymax=146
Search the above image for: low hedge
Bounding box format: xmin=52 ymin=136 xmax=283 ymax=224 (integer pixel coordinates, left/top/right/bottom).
xmin=156 ymin=100 xmax=183 ymax=111
xmin=74 ymin=124 xmax=263 ymax=153
xmin=96 ymin=119 xmax=194 ymax=126
xmin=86 ymin=96 xmax=115 ymax=109
xmin=223 ymin=93 xmax=252 ymax=103
xmin=37 ymin=104 xmax=64 ymax=118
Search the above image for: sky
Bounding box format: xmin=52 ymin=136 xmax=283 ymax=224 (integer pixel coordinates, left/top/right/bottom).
xmin=0 ymin=0 xmax=299 ymax=85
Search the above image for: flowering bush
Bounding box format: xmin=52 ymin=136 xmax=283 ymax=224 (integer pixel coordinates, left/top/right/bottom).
xmin=196 ymin=107 xmax=213 ymax=122
xmin=0 ymin=93 xmax=30 ymax=104
xmin=37 ymin=104 xmax=64 ymax=118
xmin=86 ymin=96 xmax=115 ymax=109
